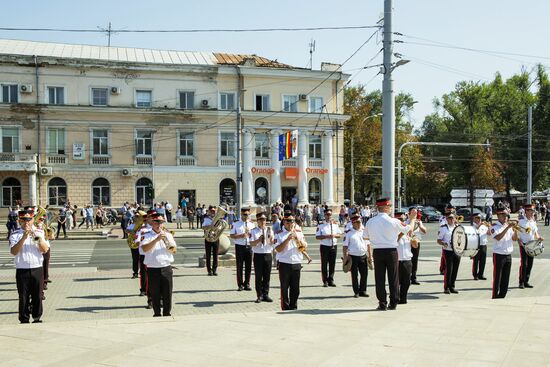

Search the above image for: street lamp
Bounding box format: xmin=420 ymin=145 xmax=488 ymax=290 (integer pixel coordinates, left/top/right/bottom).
xmin=350 ymin=113 xmax=382 ymax=205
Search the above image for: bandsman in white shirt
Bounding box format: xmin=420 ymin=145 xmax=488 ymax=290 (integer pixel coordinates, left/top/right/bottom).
xmin=203 ymin=206 xmax=220 ymax=276
xmin=315 ymin=208 xmax=342 ymax=287
xmin=491 ymin=208 xmax=518 ymax=298
xmin=230 ymin=207 xmax=256 ymax=291
xmin=439 ymin=205 xmax=456 ymax=275
xmin=136 ymin=209 xmax=156 ymax=310
xmin=9 ymin=210 xmax=49 ymax=323
xmin=406 ymin=207 xmax=426 ymax=285
xmin=343 ymin=214 xmax=372 ymax=298
xmin=517 ymin=204 xmax=543 ymax=288
xmin=140 ymin=213 xmax=177 ymax=317
xmin=364 ymin=198 xmax=414 ymax=311
xmin=275 ymin=214 xmax=307 ymax=310
xmin=437 ymin=211 xmax=460 ymax=294
xmin=472 ymin=213 xmax=489 ymax=280
xmin=396 ymin=211 xmax=418 ymax=304
xmin=249 ymin=212 xmax=274 ymax=303
xmin=36 ymin=214 xmax=53 ymax=296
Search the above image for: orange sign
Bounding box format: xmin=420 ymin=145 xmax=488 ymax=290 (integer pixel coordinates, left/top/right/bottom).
xmin=251 ymin=167 xmax=275 ymax=174
xmin=285 ymin=167 xmax=298 ymax=179
xmin=306 ymin=167 xmax=328 ymax=174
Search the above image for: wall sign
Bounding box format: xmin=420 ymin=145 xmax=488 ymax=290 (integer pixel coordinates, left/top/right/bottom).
xmin=251 ymin=167 xmax=275 ymax=174
xmin=306 ymin=168 xmax=328 ymax=174
xmin=73 ymin=143 xmax=85 ymax=160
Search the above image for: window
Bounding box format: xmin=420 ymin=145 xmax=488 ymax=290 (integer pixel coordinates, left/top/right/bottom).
xmin=219 ymin=178 xmax=236 ymax=205
xmin=48 ymin=177 xmax=67 ymax=206
xmin=255 ymin=134 xmax=269 ymax=158
xmin=47 ymin=86 xmax=64 ymax=105
xmin=1 ymin=84 xmax=18 ymax=103
xmin=179 ymin=131 xmax=194 ymax=156
xmin=136 ymin=177 xmax=154 ymax=206
xmin=283 ymin=95 xmax=298 ymax=112
xmin=92 ymin=177 xmax=110 ymax=206
xmin=254 ymin=177 xmax=269 ymax=205
xmin=220 ymin=132 xmax=236 ymax=157
xmin=179 ymin=91 xmax=195 ymax=109
xmin=92 ymin=130 xmax=109 ymax=155
xmin=309 ymin=135 xmax=322 ymax=159
xmin=136 ymin=90 xmax=152 ymax=108
xmin=220 ymin=92 xmax=235 ymax=110
xmin=91 ymin=88 xmax=108 ymax=106
xmin=255 ymin=94 xmax=270 ymax=111
xmin=47 ymin=128 xmax=65 ymax=154
xmin=308 ymin=178 xmax=322 ymax=204
xmin=2 ymin=177 xmax=21 ymax=207
xmin=135 ymin=130 xmax=152 ymax=156
xmin=1 ymin=127 xmax=19 ymax=153
xmin=309 ymin=97 xmax=323 ymax=113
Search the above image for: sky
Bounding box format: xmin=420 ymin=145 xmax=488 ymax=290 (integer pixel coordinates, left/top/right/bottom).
xmin=1 ymin=0 xmax=549 ymax=128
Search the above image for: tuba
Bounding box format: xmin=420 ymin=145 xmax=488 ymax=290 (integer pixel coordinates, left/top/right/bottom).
xmin=204 ymin=206 xmax=228 ymax=242
xmin=127 ymin=214 xmax=145 ymax=249
xmin=35 ymin=206 xmax=55 ymax=240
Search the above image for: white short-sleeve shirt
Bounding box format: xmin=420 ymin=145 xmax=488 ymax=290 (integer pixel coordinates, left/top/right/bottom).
xmin=9 ymin=228 xmax=49 ymax=269
xmin=363 ymin=213 xmax=411 ymax=249
xmin=250 ymin=226 xmax=274 ymax=254
xmin=140 ymin=229 xmax=176 ymax=268
xmin=316 ymin=221 xmax=342 ymax=247
xmin=230 ymin=220 xmax=256 ymax=246
xmin=275 ymin=228 xmax=305 ymax=264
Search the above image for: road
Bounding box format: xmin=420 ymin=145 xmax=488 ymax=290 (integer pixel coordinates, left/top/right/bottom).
xmin=1 ymin=222 xmax=548 ymax=270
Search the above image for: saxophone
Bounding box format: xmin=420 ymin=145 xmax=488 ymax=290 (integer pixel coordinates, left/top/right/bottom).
xmin=204 ymin=206 xmax=228 ymax=242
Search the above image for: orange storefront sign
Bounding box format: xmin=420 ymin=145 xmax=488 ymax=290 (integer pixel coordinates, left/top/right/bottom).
xmin=285 ymin=167 xmax=298 ymax=179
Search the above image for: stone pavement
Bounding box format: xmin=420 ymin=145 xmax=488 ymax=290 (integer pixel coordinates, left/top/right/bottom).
xmin=1 ymin=257 xmax=550 ymax=366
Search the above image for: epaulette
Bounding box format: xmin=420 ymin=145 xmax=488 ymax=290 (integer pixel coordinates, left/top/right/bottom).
xmin=440 ymin=224 xmax=447 ymax=228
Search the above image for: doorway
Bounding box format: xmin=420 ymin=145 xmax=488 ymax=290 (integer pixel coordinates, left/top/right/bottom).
xmin=178 ymin=190 xmax=196 ymax=208
xmin=281 ymin=187 xmax=297 ymax=205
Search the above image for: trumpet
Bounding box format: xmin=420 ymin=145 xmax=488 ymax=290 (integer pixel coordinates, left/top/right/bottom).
xmin=456 ymin=215 xmax=464 ymax=223
xmin=509 ymin=221 xmax=531 ymax=234
xmin=160 ymin=229 xmax=177 ymax=254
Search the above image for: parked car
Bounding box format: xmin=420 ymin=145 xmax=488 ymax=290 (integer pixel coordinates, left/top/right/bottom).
xmin=456 ymin=207 xmax=483 ymax=222
xmin=421 ymin=208 xmax=442 ymax=223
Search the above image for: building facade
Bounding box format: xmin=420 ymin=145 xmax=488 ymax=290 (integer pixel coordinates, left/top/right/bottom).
xmin=0 ymin=39 xmax=348 ymax=210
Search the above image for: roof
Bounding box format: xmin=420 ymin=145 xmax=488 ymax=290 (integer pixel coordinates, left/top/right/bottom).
xmin=0 ymin=39 xmax=294 ymax=69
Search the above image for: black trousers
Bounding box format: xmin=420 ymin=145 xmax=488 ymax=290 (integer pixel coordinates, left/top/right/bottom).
xmin=320 ymin=245 xmax=337 ymax=284
xmin=205 ymin=239 xmax=219 ymax=273
xmin=16 ymin=267 xmax=44 ymax=323
xmin=519 ymin=245 xmax=534 ymax=285
xmin=278 ymin=262 xmax=301 ymax=310
xmin=43 ymin=249 xmax=51 ymax=282
xmin=472 ymin=245 xmax=487 ymax=278
xmin=56 ymin=222 xmax=66 ymax=238
xmin=139 ymin=254 xmax=147 ymax=293
xmin=398 ymin=260 xmax=412 ymax=302
xmin=545 ymin=213 xmax=550 ymax=226
xmin=493 ymin=253 xmax=512 ymax=299
xmin=410 ymin=243 xmax=420 ymax=281
xmin=166 ymin=211 xmax=172 ymax=223
xmin=444 ymin=250 xmax=460 ymax=290
xmin=197 ymin=215 xmax=203 ymax=228
xmin=130 ymin=248 xmax=139 ymax=275
xmin=373 ymin=248 xmax=399 ymax=307
xmin=350 ymin=255 xmax=368 ymax=294
xmin=147 ymin=266 xmax=173 ymax=316
xmin=253 ymin=253 xmax=272 ymax=297
xmin=235 ymin=244 xmax=252 ymax=287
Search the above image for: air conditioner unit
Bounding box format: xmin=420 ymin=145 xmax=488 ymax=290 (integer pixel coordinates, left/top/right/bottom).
xmin=111 ymin=87 xmax=121 ymax=95
xmin=299 ymin=94 xmax=308 ymax=101
xmin=20 ymin=84 xmax=33 ymax=93
xmin=121 ymin=168 xmax=132 ymax=177
xmin=40 ymin=167 xmax=53 ymax=176
xmin=201 ymin=99 xmax=209 ymax=107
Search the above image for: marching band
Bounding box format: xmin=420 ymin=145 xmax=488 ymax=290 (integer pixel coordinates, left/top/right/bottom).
xmin=6 ymin=200 xmax=546 ymax=323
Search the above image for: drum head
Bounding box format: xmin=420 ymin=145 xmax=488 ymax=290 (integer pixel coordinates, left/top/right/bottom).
xmin=451 ymin=226 xmax=466 ymax=255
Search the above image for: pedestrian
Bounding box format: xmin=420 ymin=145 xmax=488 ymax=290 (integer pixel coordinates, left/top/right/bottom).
xmin=196 ymin=204 xmax=203 ymax=229
xmin=187 ymin=206 xmax=195 ymax=229
xmin=65 ymin=205 xmax=73 ymax=231
xmin=175 ymin=206 xmax=183 ymax=229
xmin=165 ymin=201 xmax=173 ymax=223
xmin=56 ymin=208 xmax=67 ymax=239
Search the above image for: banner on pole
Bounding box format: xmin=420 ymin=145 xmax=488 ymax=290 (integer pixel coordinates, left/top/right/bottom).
xmin=278 ymin=130 xmax=298 ymax=161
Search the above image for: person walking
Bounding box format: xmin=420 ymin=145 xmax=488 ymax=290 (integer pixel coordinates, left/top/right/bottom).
xmin=56 ymin=208 xmax=67 ymax=239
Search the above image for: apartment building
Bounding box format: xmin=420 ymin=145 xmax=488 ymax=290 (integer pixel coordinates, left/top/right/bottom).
xmin=0 ymin=39 xmax=348 ymax=210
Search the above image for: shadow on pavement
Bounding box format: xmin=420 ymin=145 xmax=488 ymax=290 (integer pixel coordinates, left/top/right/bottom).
xmin=0 ymin=311 xmax=17 ymax=315
xmin=0 ymin=298 xmax=18 ymax=302
xmin=176 ymin=300 xmax=251 ymax=307
xmin=57 ymin=305 xmax=146 ymax=313
xmin=173 ymin=288 xmax=238 ymax=294
xmin=277 ymin=308 xmax=377 ymax=315
xmin=73 ymin=277 xmax=123 ymax=282
xmin=66 ymin=294 xmax=136 ymax=300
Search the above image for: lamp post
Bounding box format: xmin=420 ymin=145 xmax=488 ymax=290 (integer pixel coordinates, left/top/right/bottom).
xmin=397 ymin=141 xmax=491 ymax=211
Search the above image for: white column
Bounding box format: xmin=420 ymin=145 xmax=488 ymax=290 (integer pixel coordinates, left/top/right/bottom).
xmin=297 ymin=130 xmax=309 ymax=205
xmin=270 ymin=129 xmax=282 ymax=204
xmin=28 ymin=172 xmax=37 ymax=206
xmin=323 ymin=130 xmax=335 ymax=205
xmin=242 ymin=128 xmax=255 ymax=206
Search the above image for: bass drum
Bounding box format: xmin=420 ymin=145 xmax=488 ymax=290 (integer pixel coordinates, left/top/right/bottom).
xmin=523 ymin=239 xmax=544 ymax=257
xmin=451 ymin=225 xmax=480 ymax=257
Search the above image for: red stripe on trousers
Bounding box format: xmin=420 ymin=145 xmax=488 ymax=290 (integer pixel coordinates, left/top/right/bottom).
xmin=492 ymin=254 xmax=497 ymax=299
xmin=519 ymin=247 xmax=524 ymax=283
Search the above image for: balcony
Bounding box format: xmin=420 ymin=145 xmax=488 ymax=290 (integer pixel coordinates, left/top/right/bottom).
xmin=308 ymin=159 xmax=323 ymax=168
xmin=0 ymin=153 xmax=36 ymax=163
xmin=178 ymin=156 xmax=196 ymax=166
xmin=281 ymin=159 xmax=297 ymax=167
xmin=219 ymin=157 xmax=236 ymax=167
xmin=92 ymin=156 xmax=110 ymax=165
xmin=135 ymin=156 xmax=153 ymax=165
xmin=254 ymin=158 xmax=270 ymax=167
xmin=47 ymin=155 xmax=67 ymax=165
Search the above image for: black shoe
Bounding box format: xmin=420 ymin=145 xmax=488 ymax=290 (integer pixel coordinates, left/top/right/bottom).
xmin=42 ymin=294 xmax=46 ymax=300
xmin=263 ymin=295 xmax=273 ymax=303
xmin=43 ymin=284 xmax=48 ymax=290
xmin=132 ymin=273 xmax=138 ymax=279
xmin=450 ymin=289 xmax=459 ymax=294
xmin=525 ymin=283 xmax=534 ymax=288
xmin=387 ymin=304 xmax=397 ymax=310
xmin=163 ymin=313 xmax=171 ymax=317
xmin=153 ymin=314 xmax=161 ymax=317
xmin=398 ymin=300 xmax=407 ymax=304
xmin=440 ymin=271 xmax=445 ymax=275
xmin=238 ymin=286 xmax=244 ymax=291
xmin=353 ymin=294 xmax=359 ymax=298
xmin=359 ymin=292 xmax=369 ymax=298
xmin=411 ymin=280 xmax=420 ymax=285
xmin=519 ymin=283 xmax=525 ymax=289
xmin=207 ymin=272 xmax=212 ymax=276
xmin=376 ymin=304 xmax=387 ymax=311
xmin=473 ymin=276 xmax=478 ymax=280
xmin=328 ymin=283 xmax=336 ymax=287
xmin=322 ymin=282 xmax=328 ymax=288
xmin=255 ymin=297 xmax=262 ymax=303
xmin=444 ymin=289 xmax=451 ymax=294
xmin=32 ymin=319 xmax=42 ymax=323
xmin=479 ymin=276 xmax=487 ymax=280
xmin=213 ymin=272 xmax=218 ymax=276
xmin=20 ymin=320 xmax=30 ymax=324
xmin=244 ymin=285 xmax=252 ymax=291
xmin=46 ymin=279 xmax=52 ymax=283
xmin=146 ymin=302 xmax=152 ymax=309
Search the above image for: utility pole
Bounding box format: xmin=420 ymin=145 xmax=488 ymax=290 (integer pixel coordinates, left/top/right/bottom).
xmin=236 ymin=67 xmax=242 ymax=215
xmin=527 ymin=106 xmax=533 ymax=204
xmin=350 ymin=134 xmax=355 ymax=205
xmin=107 ymin=22 xmax=112 ymax=47
xmin=382 ymin=0 xmax=396 ymax=208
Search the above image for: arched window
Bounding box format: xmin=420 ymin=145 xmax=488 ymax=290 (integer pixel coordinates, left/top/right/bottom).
xmin=2 ymin=177 xmax=21 ymax=207
xmin=48 ymin=177 xmax=67 ymax=206
xmin=136 ymin=177 xmax=154 ymax=207
xmin=308 ymin=178 xmax=322 ymax=204
xmin=92 ymin=177 xmax=110 ymax=206
xmin=219 ymin=178 xmax=236 ymax=205
xmin=254 ymin=177 xmax=269 ymax=205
